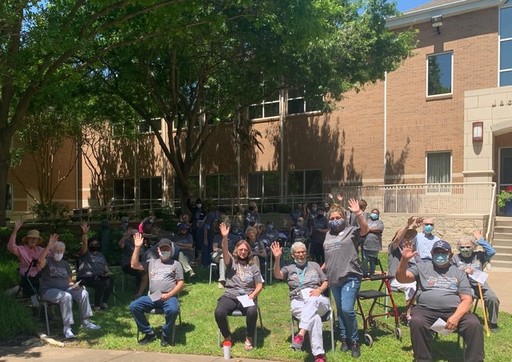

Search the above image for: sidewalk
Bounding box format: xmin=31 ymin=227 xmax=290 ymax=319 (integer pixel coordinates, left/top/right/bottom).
xmin=0 ymin=346 xmax=278 ymax=362
xmin=486 ymin=268 xmax=512 ymax=314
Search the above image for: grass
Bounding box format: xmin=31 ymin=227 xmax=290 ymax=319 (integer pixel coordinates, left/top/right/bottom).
xmin=5 ymin=254 xmax=512 ymax=361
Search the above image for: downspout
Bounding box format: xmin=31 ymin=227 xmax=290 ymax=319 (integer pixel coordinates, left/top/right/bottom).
xmin=280 ymin=89 xmax=286 ymax=204
xmin=384 ymin=72 xmax=388 ymax=180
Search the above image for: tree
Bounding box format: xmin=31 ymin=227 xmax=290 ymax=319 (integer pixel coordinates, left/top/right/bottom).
xmin=0 ymin=0 xmax=188 ymax=225
xmin=91 ymin=0 xmax=414 ymax=210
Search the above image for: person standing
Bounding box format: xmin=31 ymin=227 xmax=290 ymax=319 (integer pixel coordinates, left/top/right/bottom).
xmin=310 ymin=207 xmax=329 ymax=264
xmin=323 ymin=199 xmax=368 ymax=358
xmin=413 ymin=217 xmax=440 ymax=260
xmin=361 ymin=209 xmax=384 ymax=276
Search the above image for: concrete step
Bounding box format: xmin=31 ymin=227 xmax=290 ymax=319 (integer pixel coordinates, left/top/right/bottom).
xmin=492 ymin=240 xmax=512 ymax=247
xmin=493 ymin=253 xmax=512 ymax=262
xmin=490 ymin=260 xmax=512 ymax=269
xmin=493 ymin=226 xmax=512 ymax=233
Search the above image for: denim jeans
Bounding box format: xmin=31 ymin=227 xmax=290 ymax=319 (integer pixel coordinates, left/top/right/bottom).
xmin=331 ymin=276 xmax=361 ymax=342
xmin=129 ymin=295 xmax=180 ymax=339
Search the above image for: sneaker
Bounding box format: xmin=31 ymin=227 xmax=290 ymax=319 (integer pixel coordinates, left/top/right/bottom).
xmin=351 ymin=342 xmax=361 ymax=358
xmin=93 ymin=306 xmax=102 ymax=312
xmin=100 ymin=303 xmax=108 ymax=310
xmin=341 ymin=338 xmax=350 ymax=352
xmin=314 ymin=354 xmax=326 ymax=362
xmin=160 ymin=335 xmax=170 ymax=347
xmin=138 ymin=332 xmax=157 ymax=345
xmin=217 ymin=282 xmax=225 ymax=289
xmin=188 ymin=270 xmax=196 ymax=277
xmin=291 ymin=333 xmax=304 ymax=351
xmin=82 ymin=320 xmax=101 ymax=330
xmin=63 ymin=326 xmax=75 ymax=339
xmin=490 ymin=323 xmax=499 ymax=333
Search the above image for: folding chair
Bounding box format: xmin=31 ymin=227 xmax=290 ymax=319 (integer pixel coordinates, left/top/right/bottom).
xmin=290 ymin=308 xmax=335 ymax=352
xmin=209 ymin=262 xmax=218 ymax=284
xmin=136 ymin=295 xmax=182 ymax=345
xmin=217 ymin=306 xmax=263 ymax=348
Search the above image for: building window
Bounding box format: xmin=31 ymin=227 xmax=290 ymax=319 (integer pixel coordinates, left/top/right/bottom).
xmin=426 ymin=152 xmax=451 ymax=184
xmin=205 ymin=174 xmax=232 ymax=202
xmin=288 ymin=88 xmax=323 ymax=115
xmin=138 ymin=118 xmax=162 ymax=134
xmin=173 ymin=176 xmax=200 ymax=202
xmin=249 ymin=91 xmax=280 ymax=120
xmin=6 ymin=184 xmax=12 ymax=210
xmin=113 ymin=178 xmax=135 ymax=206
xmin=248 ymin=172 xmax=280 ymax=199
xmin=427 ymin=52 xmax=453 ymax=96
xmin=140 ymin=177 xmax=162 ymax=210
xmin=287 ymin=170 xmax=322 ymax=198
xmin=500 ymin=4 xmax=512 ymax=86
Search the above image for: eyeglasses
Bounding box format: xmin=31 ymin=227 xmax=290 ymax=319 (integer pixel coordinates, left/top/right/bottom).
xmin=424 ymin=223 xmax=434 ymax=226
xmin=459 ymin=246 xmax=472 ymax=250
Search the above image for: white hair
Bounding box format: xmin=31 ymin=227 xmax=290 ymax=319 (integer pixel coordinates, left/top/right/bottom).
xmin=53 ymin=241 xmax=66 ymax=251
xmin=290 ymin=241 xmax=307 ymax=254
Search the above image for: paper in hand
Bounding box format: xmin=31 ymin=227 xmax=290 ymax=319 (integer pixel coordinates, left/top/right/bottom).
xmin=236 ymin=295 xmax=255 ymax=307
xmin=67 ymin=280 xmax=81 ymax=290
xmin=300 ymin=288 xmax=313 ymax=300
xmin=149 ymin=290 xmax=162 ymax=302
xmin=469 ymin=269 xmax=488 ymax=285
xmin=430 ymin=318 xmax=453 ymax=335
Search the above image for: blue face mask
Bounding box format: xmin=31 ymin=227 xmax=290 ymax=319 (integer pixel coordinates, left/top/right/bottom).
xmin=329 ymin=219 xmax=345 ymax=233
xmin=432 ymin=252 xmax=449 ymax=266
xmin=370 ymin=213 xmax=378 ymax=220
xmin=424 ymin=225 xmax=434 ymax=234
xmin=267 ymin=224 xmax=274 ymax=231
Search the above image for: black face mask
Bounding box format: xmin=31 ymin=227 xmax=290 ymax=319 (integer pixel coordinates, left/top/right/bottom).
xmin=89 ymin=245 xmax=100 ymax=252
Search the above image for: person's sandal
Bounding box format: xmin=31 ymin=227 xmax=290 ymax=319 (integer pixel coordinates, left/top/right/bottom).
xmin=244 ymin=339 xmax=253 ymax=351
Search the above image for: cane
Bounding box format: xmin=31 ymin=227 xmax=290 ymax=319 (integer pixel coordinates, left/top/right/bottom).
xmin=477 ymin=282 xmax=490 ymax=337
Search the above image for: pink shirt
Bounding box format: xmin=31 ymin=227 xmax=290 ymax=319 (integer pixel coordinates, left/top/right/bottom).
xmin=16 ymin=245 xmax=44 ymax=277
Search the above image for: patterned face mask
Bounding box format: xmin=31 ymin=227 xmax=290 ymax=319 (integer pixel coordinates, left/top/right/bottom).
xmin=329 ymin=218 xmax=345 ymax=233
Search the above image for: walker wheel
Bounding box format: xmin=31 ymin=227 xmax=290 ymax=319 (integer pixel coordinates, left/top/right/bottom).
xmin=395 ymin=327 xmax=402 ymax=341
xmin=364 ymin=333 xmax=373 ymax=347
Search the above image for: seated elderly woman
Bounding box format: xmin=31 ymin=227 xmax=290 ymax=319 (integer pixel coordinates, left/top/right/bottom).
xmin=38 ymin=234 xmax=101 ymax=339
xmin=7 ymin=220 xmax=44 ymax=298
xmin=452 ymin=230 xmax=500 ymax=332
xmin=77 ymin=222 xmax=114 ymax=311
xmin=214 ymin=222 xmax=263 ymax=351
xmin=271 ymin=241 xmax=330 ymax=362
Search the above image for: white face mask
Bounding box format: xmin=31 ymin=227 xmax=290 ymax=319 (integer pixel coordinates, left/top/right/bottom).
xmin=53 ymin=253 xmax=64 ymax=262
xmin=159 ymin=251 xmax=172 ymax=261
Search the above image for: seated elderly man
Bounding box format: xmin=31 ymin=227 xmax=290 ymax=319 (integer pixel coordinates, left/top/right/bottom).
xmin=452 ymin=230 xmax=499 ymax=332
xmin=129 ymin=234 xmax=185 ymax=347
xmin=396 ymin=239 xmax=484 ymax=362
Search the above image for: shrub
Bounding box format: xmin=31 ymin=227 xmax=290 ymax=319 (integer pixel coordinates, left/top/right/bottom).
xmin=0 ymin=293 xmax=37 ymax=342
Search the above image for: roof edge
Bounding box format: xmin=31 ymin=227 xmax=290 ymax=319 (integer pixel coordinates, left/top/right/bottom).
xmin=387 ymin=0 xmax=503 ymax=30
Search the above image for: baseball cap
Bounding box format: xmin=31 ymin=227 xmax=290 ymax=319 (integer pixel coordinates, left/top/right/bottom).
xmin=431 ymin=240 xmax=451 ymax=252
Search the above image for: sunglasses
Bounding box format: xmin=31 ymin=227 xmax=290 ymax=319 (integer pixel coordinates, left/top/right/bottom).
xmin=459 ymin=246 xmax=472 ymax=250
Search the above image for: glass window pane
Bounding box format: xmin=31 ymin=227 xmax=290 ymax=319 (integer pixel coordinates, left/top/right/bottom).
xmin=249 ymin=105 xmax=262 ymax=119
xmin=500 ymin=40 xmax=512 ymax=70
xmin=113 ymin=179 xmax=124 ymax=200
xmin=205 ymin=175 xmax=218 ymax=199
xmin=427 ymin=53 xmax=452 ymax=96
xmin=306 ymin=94 xmax=323 ymax=112
xmin=140 ymin=178 xmax=151 ymax=200
xmin=138 ymin=121 xmax=150 ymax=133
xmin=500 ymin=70 xmax=512 ymax=86
xmin=305 ymin=170 xmax=322 ymax=195
xmin=288 ymin=171 xmax=304 ymax=196
xmin=125 ymin=179 xmax=135 ymax=200
xmin=427 ymin=153 xmax=451 ymax=183
xmin=219 ymin=175 xmax=232 ymax=199
xmin=500 ymin=6 xmax=512 ymax=39
xmin=151 ymin=177 xmax=162 ymax=199
xmin=288 ymin=98 xmax=305 ymax=115
xmin=264 ymin=101 xmax=279 ymax=117
xmin=248 ymin=173 xmax=263 ymax=198
xmin=263 ymin=172 xmax=280 ymax=197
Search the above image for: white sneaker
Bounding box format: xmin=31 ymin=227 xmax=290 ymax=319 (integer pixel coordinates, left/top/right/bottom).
xmin=100 ymin=303 xmax=108 ymax=310
xmin=82 ymin=320 xmax=101 ymax=330
xmin=63 ymin=326 xmax=75 ymax=339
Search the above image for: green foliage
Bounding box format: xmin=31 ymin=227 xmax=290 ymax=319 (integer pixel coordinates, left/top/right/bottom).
xmin=497 ymin=186 xmax=512 ymax=208
xmin=56 ymin=227 xmax=81 ymax=260
xmin=0 ymin=293 xmax=37 ymax=341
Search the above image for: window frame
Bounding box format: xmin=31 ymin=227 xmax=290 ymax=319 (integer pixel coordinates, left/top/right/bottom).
xmin=425 ymin=151 xmax=452 ymax=193
xmin=426 ymin=51 xmax=454 ymax=98
xmin=287 ymin=169 xmax=323 ymax=198
xmin=499 ymin=3 xmax=512 ymax=86
xmin=205 ymin=173 xmax=232 ymax=202
xmin=6 ymin=184 xmax=12 ymax=211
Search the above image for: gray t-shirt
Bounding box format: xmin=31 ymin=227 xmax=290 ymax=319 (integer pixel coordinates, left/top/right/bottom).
xmin=144 ymin=256 xmax=184 ymax=294
xmin=323 ymin=226 xmax=362 ymax=286
xmin=451 ymin=253 xmax=488 ymax=288
xmin=223 ymin=259 xmax=263 ymax=299
xmin=77 ymin=251 xmax=109 ymax=278
xmin=40 ymin=257 xmax=72 ymax=294
xmin=408 ymin=260 xmax=472 ymax=311
xmin=281 ymin=261 xmax=327 ymax=301
xmin=364 ymin=220 xmax=384 ymax=251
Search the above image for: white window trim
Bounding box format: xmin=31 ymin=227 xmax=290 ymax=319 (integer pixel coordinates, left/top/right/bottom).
xmin=499 ymin=3 xmax=512 ymax=86
xmin=425 ymin=51 xmax=454 ymax=98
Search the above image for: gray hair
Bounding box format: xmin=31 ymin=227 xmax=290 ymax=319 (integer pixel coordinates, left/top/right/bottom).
xmin=457 ymin=236 xmax=476 ymax=248
xmin=53 ymin=241 xmax=66 ymax=251
xmin=290 ymin=241 xmax=307 ymax=254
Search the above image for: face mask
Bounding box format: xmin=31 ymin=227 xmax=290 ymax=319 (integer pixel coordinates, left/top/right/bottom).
xmin=432 ymin=252 xmax=449 ymax=266
xmin=424 ymin=225 xmax=434 ymax=234
xmin=297 ymin=222 xmax=303 ymax=227
xmin=312 ymin=207 xmax=317 ymax=212
xmin=459 ymin=248 xmax=473 ymax=258
xmin=89 ymin=245 xmax=100 ymax=252
xmin=159 ymin=251 xmax=172 ymax=260
xmin=329 ymin=219 xmax=345 ymax=233
xmin=196 ymin=204 xmax=202 ymax=208
xmin=267 ymin=225 xmax=274 ymax=231
xmin=53 ymin=253 xmax=64 ymax=262
xmin=370 ymin=213 xmax=379 ymax=220
xmin=294 ymin=259 xmax=307 ymax=267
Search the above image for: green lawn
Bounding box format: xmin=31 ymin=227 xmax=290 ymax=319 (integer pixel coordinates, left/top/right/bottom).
xmin=39 ymin=256 xmax=510 ymax=362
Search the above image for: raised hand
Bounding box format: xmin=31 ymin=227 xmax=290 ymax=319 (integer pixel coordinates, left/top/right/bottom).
xmin=133 ymin=232 xmax=144 ymax=247
xmin=473 ymin=229 xmax=483 ymax=240
xmin=336 ymin=194 xmax=343 ymax=202
xmin=13 ymin=220 xmax=23 ymax=232
xmin=407 ymin=216 xmax=415 ymax=227
xmin=400 ymin=239 xmax=417 ymax=261
xmin=47 ymin=234 xmax=59 ymax=249
xmin=219 ymin=222 xmax=230 ymax=237
xmin=80 ymin=222 xmax=90 ymax=234
xmin=413 ymin=217 xmax=424 ymax=228
xmin=270 ymin=241 xmax=282 ymax=259
xmin=346 ymin=198 xmax=360 ymax=213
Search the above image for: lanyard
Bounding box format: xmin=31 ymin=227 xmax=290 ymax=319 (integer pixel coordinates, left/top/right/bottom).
xmin=295 ymin=263 xmax=308 ymax=287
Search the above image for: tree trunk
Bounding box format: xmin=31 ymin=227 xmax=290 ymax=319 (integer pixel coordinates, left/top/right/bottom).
xmin=0 ymin=140 xmax=11 ymax=226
